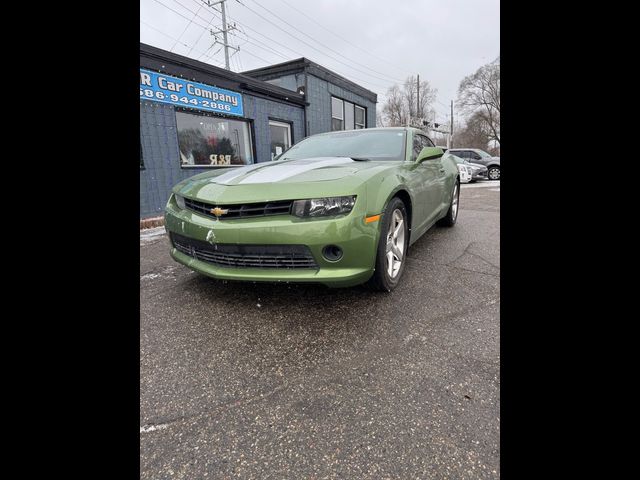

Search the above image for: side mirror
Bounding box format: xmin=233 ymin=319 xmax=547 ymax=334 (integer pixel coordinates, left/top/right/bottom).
xmin=417 ymin=146 xmax=445 ymax=163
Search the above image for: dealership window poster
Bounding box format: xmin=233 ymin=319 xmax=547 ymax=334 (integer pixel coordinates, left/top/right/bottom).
xmin=176 ymin=111 xmax=254 ymax=167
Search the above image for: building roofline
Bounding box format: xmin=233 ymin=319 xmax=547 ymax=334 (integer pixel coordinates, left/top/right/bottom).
xmin=140 ymin=43 xmax=307 ymax=107
xmin=242 ymin=57 xmax=378 ymax=103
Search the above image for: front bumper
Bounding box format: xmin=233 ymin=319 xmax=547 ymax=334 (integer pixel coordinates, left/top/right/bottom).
xmin=471 ymin=170 xmax=488 ymax=180
xmin=164 ymin=197 xmax=381 ymax=288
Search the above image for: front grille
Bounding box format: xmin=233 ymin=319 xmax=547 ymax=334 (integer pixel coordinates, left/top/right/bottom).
xmin=170 ymin=233 xmax=318 ymax=269
xmin=184 ymin=197 xmax=293 ymax=220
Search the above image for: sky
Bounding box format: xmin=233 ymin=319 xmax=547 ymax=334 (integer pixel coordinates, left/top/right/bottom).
xmin=140 ymin=0 xmax=499 ymax=125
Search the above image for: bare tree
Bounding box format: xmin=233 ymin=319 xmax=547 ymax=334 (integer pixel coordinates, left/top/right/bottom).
xmin=457 ymin=58 xmax=500 ymax=145
xmin=454 ymin=111 xmax=492 ymax=150
xmin=382 ymin=85 xmax=407 ymax=126
xmin=381 ymin=76 xmax=437 ymax=127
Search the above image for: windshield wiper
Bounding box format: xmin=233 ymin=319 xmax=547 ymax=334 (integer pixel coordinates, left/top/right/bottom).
xmin=350 ymin=157 xmax=371 ymax=162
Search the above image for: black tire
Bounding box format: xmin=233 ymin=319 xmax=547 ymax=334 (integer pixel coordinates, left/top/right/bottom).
xmin=437 ymin=180 xmax=460 ymax=227
xmin=488 ymin=166 xmax=500 ymax=180
xmin=366 ymin=197 xmax=409 ymax=292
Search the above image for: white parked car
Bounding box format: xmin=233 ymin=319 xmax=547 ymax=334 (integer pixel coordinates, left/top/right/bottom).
xmin=457 ymin=163 xmax=472 ymax=183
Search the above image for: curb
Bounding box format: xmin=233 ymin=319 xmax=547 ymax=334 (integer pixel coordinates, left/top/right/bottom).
xmin=140 ymin=216 xmax=164 ymax=230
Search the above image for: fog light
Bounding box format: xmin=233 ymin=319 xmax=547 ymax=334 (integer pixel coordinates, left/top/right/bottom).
xmin=322 ymin=245 xmax=343 ymax=262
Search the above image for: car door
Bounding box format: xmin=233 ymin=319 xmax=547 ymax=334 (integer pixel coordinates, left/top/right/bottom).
xmin=468 ymin=150 xmax=486 ymax=166
xmin=411 ymin=133 xmax=444 ymax=232
xmin=422 ymin=135 xmax=449 ymax=213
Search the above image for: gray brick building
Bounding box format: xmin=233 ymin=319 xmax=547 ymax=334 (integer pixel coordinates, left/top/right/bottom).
xmin=242 ymin=58 xmax=377 ymax=137
xmin=140 ymin=43 xmax=377 ymax=220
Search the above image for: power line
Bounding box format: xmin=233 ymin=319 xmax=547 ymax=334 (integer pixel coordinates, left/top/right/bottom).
xmin=147 ymin=0 xmax=233 ymax=66
xmin=148 ymin=0 xmax=395 ymax=95
xmin=181 ymin=0 xmax=285 ymax=64
xmin=233 ymin=0 xmax=401 ymax=85
xmin=241 ymin=0 xmax=405 ymax=83
xmin=276 ymin=0 xmax=413 ymax=77
xmin=186 ymin=3 xmax=219 ymax=55
xmin=174 ymin=0 xmax=394 ymax=93
xmin=170 ymin=3 xmax=205 ymax=52
xmin=228 ymin=28 xmax=289 ymax=61
xmin=140 ymin=19 xmax=226 ymax=67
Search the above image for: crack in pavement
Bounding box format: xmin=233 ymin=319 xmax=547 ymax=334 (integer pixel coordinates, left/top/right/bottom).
xmin=140 ymin=381 xmax=290 ymax=435
xmin=444 ymin=241 xmax=500 ymax=272
xmin=407 ymin=256 xmax=500 ymax=278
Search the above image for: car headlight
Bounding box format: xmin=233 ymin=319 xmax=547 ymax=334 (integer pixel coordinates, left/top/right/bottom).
xmin=175 ymin=194 xmax=186 ymax=210
xmin=292 ymin=196 xmax=356 ymax=217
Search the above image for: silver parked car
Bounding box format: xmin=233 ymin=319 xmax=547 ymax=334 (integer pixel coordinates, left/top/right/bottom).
xmin=448 ymin=148 xmax=500 ymax=180
xmin=445 ymin=153 xmax=488 ymax=181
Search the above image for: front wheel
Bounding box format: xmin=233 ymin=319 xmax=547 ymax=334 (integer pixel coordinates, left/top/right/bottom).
xmin=488 ymin=166 xmax=500 ymax=180
xmin=367 ymin=197 xmax=409 ymax=292
xmin=437 ymin=180 xmax=460 ymax=227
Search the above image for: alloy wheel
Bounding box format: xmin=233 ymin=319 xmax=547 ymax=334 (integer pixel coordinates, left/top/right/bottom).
xmin=386 ymin=209 xmax=405 ymax=278
xmin=451 ymin=183 xmax=459 ymax=221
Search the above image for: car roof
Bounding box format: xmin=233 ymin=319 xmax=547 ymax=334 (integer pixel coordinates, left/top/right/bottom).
xmin=311 ymin=126 xmax=431 ymax=137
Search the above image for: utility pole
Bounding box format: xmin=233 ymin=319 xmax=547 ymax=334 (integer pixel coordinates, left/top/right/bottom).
xmin=450 ymin=100 xmax=454 ymax=148
xmin=220 ymin=0 xmax=230 ymax=69
xmin=416 ymin=74 xmax=420 ymax=121
xmin=204 ymin=0 xmax=238 ymax=70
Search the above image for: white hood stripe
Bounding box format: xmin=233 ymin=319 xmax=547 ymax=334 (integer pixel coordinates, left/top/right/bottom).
xmin=210 ymin=162 xmax=268 ymax=185
xmin=237 ymin=158 xmax=353 ymax=184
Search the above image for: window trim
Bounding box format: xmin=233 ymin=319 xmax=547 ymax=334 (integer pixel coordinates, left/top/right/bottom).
xmin=174 ymin=107 xmax=257 ymax=169
xmin=331 ymin=95 xmax=366 ymax=131
xmin=344 ymin=100 xmax=355 ymax=130
xmin=354 ymin=105 xmax=366 ymax=129
xmin=331 ymin=96 xmax=344 ymax=131
xmin=268 ymin=117 xmax=293 ymax=160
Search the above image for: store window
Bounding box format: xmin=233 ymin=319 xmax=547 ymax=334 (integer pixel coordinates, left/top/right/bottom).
xmin=331 ymin=96 xmax=366 ymax=131
xmin=269 ymin=120 xmax=292 ymax=160
xmin=355 ymin=106 xmax=366 ymax=129
xmin=331 ymin=97 xmax=343 ymax=131
xmin=344 ymin=101 xmax=355 ymax=130
xmin=176 ymin=110 xmax=254 ymax=167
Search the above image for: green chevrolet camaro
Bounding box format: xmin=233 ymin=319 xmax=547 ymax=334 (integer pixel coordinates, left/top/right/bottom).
xmin=164 ymin=127 xmax=459 ymax=291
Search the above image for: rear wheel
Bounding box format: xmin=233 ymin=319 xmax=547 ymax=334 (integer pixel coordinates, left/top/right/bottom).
xmin=437 ymin=180 xmax=460 ymax=227
xmin=367 ymin=197 xmax=408 ymax=292
xmin=488 ymin=166 xmax=500 ymax=180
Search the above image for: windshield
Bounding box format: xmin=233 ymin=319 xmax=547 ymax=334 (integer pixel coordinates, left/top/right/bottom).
xmin=476 ymin=150 xmax=492 ymax=158
xmin=276 ymin=129 xmax=406 ymax=161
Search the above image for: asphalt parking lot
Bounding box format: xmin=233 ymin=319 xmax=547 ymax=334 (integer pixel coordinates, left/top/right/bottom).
xmin=140 ymin=181 xmax=500 ymax=479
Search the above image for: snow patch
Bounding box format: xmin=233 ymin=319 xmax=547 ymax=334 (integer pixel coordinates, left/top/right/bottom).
xmin=140 ymin=423 xmax=168 ymax=433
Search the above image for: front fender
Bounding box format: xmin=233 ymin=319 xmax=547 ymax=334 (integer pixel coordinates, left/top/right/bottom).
xmin=364 ymin=173 xmax=413 ymax=218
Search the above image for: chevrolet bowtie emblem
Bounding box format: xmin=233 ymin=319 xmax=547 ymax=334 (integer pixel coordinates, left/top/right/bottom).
xmin=210 ymin=207 xmax=229 ymax=217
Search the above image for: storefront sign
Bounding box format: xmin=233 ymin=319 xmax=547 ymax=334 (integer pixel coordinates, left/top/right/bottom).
xmin=140 ymin=68 xmax=243 ymax=116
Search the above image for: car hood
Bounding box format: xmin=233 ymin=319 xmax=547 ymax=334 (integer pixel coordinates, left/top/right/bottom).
xmin=173 ymin=157 xmax=396 ymax=204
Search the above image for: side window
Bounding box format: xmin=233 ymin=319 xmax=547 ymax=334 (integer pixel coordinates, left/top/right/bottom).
xmin=412 ymin=135 xmax=423 ymax=161
xmin=469 ymin=151 xmax=481 ymax=160
xmin=413 ymin=134 xmax=433 ymax=160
